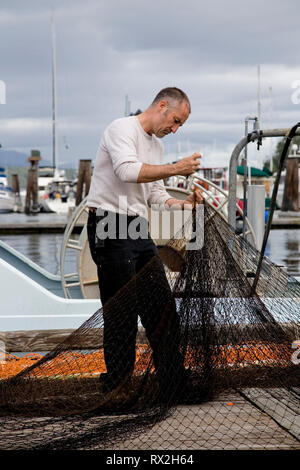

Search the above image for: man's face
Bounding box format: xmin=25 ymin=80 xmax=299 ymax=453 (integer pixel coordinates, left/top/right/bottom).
xmin=154 ymin=100 xmax=190 ymax=138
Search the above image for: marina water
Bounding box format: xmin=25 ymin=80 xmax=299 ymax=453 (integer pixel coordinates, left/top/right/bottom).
xmin=1 ymin=212 xmax=300 ymax=277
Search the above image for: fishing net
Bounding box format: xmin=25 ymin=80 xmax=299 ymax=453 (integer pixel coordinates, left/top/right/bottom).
xmin=0 ymin=202 xmax=299 ymax=451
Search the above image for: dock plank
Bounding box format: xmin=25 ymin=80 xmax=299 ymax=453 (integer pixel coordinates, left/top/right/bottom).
xmin=0 ymin=328 xmax=149 ymax=352
xmin=241 ymin=388 xmax=300 ymax=441
xmin=107 ymin=393 xmax=300 ymax=450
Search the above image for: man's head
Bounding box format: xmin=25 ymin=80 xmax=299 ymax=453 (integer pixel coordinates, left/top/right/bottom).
xmin=140 ymin=87 xmax=191 ymax=138
xmin=152 ymin=87 xmax=191 ymax=112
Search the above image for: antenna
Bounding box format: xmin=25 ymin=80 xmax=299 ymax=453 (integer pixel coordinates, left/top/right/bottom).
xmin=125 ymin=95 xmax=131 ymax=117
xmin=257 ymin=65 xmax=262 ymax=128
xmin=268 ymin=86 xmax=273 ymax=172
xmin=257 ymin=65 xmax=263 ymax=168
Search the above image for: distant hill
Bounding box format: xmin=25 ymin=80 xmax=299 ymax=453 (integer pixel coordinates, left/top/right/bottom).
xmin=5 ymin=166 xmax=77 ymax=189
xmin=0 ymin=149 xmax=51 ymax=167
xmin=0 ymin=149 xmax=78 ymax=188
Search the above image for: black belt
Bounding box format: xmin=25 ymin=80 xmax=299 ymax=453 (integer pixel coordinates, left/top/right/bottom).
xmin=88 ymin=207 xmax=139 ymax=221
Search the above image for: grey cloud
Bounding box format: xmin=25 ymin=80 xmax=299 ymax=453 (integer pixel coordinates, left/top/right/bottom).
xmin=0 ymin=0 xmax=300 ymax=167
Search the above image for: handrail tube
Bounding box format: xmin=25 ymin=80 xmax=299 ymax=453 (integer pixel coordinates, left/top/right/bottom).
xmin=228 ymin=127 xmax=300 ymax=231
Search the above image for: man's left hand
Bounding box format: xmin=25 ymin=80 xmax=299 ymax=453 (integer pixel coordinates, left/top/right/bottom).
xmin=183 ymin=188 xmax=204 ymax=208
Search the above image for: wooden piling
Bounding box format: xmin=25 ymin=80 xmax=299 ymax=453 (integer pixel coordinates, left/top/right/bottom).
xmin=76 ymin=159 xmax=92 ymax=206
xmin=25 ymin=150 xmax=41 ymax=214
xmin=11 ymin=174 xmax=22 ymax=211
xmin=11 ymin=174 xmax=20 ymax=195
xmin=282 ymin=157 xmax=299 ymax=211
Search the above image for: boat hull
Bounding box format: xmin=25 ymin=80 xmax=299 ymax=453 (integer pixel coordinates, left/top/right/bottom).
xmin=0 ymin=194 xmax=14 ymax=213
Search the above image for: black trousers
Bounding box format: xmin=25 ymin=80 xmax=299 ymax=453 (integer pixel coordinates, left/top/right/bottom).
xmin=87 ymin=210 xmax=185 ymax=393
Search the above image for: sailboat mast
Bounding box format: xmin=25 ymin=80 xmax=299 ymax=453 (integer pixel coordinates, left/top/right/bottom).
xmin=257 ymin=65 xmax=262 ymax=168
xmin=257 ymin=65 xmax=261 ymax=127
xmin=51 ymin=15 xmax=58 ymax=175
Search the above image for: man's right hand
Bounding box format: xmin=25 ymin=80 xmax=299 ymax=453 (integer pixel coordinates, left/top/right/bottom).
xmin=137 ymin=152 xmax=202 ymax=183
xmin=173 ymin=152 xmax=202 ymax=176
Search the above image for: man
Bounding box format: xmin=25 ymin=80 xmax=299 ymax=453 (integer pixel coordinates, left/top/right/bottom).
xmin=87 ymin=87 xmax=203 ymax=398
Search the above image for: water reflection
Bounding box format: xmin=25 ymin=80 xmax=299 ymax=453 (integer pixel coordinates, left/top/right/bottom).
xmin=283 ymin=238 xmax=300 ymax=276
xmin=0 ymin=233 xmax=77 ymax=276
xmin=266 ymin=229 xmax=300 ymax=276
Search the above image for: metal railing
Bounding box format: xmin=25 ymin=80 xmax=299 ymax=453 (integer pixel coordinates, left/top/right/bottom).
xmin=228 ymin=127 xmax=300 ymax=231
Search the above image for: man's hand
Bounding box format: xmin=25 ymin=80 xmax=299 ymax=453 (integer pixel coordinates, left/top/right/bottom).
xmin=173 ymin=153 xmax=202 ymax=176
xmin=183 ymin=188 xmax=204 ymax=209
xmin=166 ymin=188 xmax=204 ymax=210
xmin=137 ymin=152 xmax=202 ymax=183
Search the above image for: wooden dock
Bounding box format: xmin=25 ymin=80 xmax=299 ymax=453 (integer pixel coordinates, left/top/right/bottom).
xmin=0 ymin=209 xmax=86 ymax=234
xmin=0 ymin=328 xmax=148 ymax=352
xmin=0 ymin=220 xmax=68 ymax=234
xmin=0 ymin=219 xmax=85 ymax=234
xmin=271 ymin=210 xmax=300 ymax=228
xmin=1 ymin=210 xmax=300 ymax=234
xmin=108 ymin=393 xmax=300 ymax=451
xmin=0 ymin=329 xmax=299 ymax=451
xmin=272 ymin=219 xmax=300 ymax=228
xmin=0 ymin=394 xmax=298 ymax=451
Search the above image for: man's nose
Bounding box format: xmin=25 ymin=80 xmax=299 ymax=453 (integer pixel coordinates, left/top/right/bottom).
xmin=171 ymin=125 xmax=179 ymax=133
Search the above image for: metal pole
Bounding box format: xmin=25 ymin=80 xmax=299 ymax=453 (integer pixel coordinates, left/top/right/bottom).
xmin=228 ymin=127 xmax=300 ymax=232
xmin=228 ymin=135 xmax=248 ymax=230
xmin=242 ymin=120 xmax=248 ymax=238
xmin=257 ymin=65 xmax=262 ymax=130
xmin=247 ymin=185 xmax=265 ymax=250
xmin=268 ymin=86 xmax=273 ymax=172
xmin=242 ymin=116 xmax=257 ymax=237
xmin=257 ymin=65 xmax=262 ymax=170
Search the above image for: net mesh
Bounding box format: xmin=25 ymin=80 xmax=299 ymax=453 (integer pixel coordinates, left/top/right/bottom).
xmin=0 ymin=203 xmax=299 ymax=450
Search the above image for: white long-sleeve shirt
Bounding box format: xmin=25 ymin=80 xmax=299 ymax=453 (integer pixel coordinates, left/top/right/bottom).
xmin=87 ymin=116 xmax=171 ymax=217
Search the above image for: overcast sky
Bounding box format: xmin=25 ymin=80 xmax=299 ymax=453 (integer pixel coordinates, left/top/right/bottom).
xmin=0 ymin=0 xmax=300 ymax=170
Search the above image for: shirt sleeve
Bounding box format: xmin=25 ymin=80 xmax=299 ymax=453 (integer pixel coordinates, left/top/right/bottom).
xmin=147 ymin=179 xmax=171 ymax=206
xmin=104 ymin=120 xmax=142 ymax=183
xmin=147 ymin=139 xmax=171 ymax=206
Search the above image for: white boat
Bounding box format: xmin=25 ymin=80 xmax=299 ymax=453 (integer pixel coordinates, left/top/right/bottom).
xmin=0 ymin=167 xmax=15 ymax=213
xmin=38 ymin=166 xmax=76 ymax=214
xmin=0 ymin=235 xmax=100 ymax=331
xmin=0 ymin=256 xmax=100 ymax=331
xmin=19 ymin=167 xmax=76 ymax=214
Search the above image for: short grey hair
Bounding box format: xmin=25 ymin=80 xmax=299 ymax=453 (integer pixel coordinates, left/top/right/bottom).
xmin=152 ymin=87 xmax=191 ymax=113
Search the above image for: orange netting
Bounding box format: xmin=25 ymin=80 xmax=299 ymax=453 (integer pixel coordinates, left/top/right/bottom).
xmin=0 ymin=342 xmax=293 ymax=380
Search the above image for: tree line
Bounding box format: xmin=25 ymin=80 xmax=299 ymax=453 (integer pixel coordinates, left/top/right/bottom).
xmin=264 ymin=136 xmax=300 ymax=173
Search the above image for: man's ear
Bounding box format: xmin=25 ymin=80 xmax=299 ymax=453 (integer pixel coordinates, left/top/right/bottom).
xmin=158 ymin=100 xmax=168 ymax=113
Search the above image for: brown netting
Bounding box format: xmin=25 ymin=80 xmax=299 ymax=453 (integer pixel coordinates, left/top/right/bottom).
xmin=0 ymin=203 xmax=299 ymax=450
